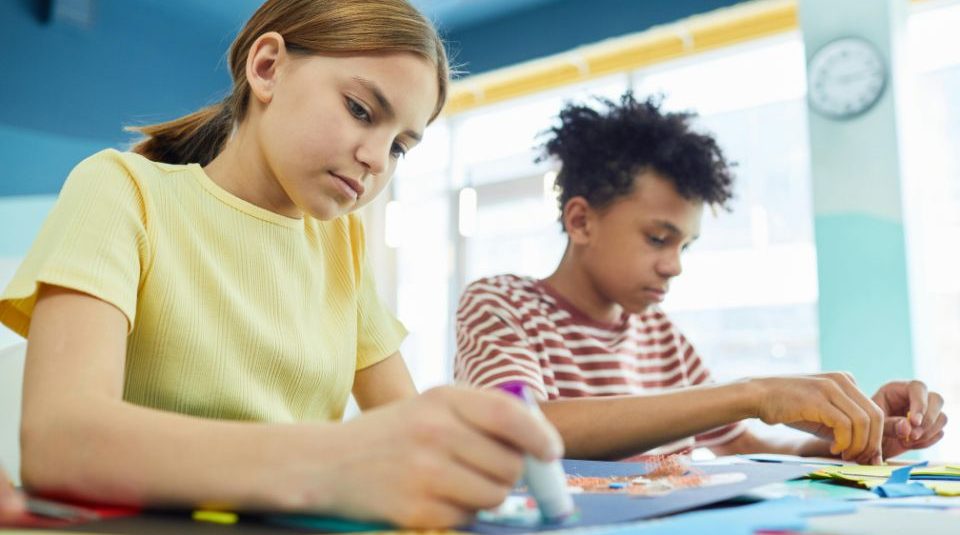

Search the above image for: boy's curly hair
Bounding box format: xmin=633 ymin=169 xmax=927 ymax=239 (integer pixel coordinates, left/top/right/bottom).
xmin=539 ymin=92 xmax=735 ymax=227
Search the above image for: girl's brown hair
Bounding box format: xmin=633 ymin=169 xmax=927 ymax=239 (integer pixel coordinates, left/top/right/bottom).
xmin=130 ymin=0 xmax=449 ymax=165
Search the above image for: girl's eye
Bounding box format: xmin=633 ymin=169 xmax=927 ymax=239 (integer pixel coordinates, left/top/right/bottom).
xmin=390 ymin=142 xmax=407 ymax=159
xmin=347 ymin=98 xmax=371 ymax=122
xmin=648 ymin=235 xmax=667 ymax=247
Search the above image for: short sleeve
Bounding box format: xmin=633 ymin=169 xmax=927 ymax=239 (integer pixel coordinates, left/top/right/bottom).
xmin=454 ymin=280 xmax=548 ymax=399
xmin=675 ymin=330 xmax=748 ymax=448
xmin=0 ymin=150 xmax=150 ymax=336
xmin=350 ymin=216 xmax=407 ymax=370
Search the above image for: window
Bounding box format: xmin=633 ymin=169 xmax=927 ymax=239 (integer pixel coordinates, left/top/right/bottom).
xmin=389 ymin=2 xmax=960 ymax=460
xmin=634 ymin=37 xmax=820 ymax=382
xmin=902 ymin=0 xmax=960 ymax=459
xmin=392 ymin=38 xmax=821 ymax=389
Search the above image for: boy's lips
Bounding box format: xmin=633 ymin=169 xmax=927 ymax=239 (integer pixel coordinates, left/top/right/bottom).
xmin=644 ymin=287 xmax=667 ymax=302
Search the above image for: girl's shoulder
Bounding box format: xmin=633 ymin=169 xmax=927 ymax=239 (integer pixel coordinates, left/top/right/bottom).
xmin=73 ymin=149 xmax=193 ymax=183
xmin=61 ymin=149 xmax=200 ymax=208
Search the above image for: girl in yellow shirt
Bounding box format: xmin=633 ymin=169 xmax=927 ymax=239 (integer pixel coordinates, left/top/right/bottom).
xmin=0 ymin=0 xmax=561 ymax=528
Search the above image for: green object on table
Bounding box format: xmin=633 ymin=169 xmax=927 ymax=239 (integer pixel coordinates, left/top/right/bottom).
xmin=742 ymin=478 xmax=879 ymax=502
xmin=263 ymin=513 xmax=393 ymax=532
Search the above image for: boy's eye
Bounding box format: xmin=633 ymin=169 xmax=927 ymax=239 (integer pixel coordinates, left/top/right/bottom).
xmin=390 ymin=142 xmax=407 ymax=159
xmin=347 ymin=98 xmax=371 ymax=122
xmin=647 ymin=235 xmax=667 ymax=247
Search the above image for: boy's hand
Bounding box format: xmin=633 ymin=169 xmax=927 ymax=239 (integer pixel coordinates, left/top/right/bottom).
xmin=873 ymin=380 xmax=946 ymax=458
xmin=322 ymin=386 xmax=563 ymax=529
xmin=0 ymin=466 xmax=26 ymax=524
xmin=751 ymin=372 xmax=885 ymax=464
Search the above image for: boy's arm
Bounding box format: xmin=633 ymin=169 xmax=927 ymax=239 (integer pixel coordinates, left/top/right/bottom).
xmin=537 ymin=375 xmax=883 ymax=463
xmin=712 ymin=379 xmax=949 ymax=460
xmin=708 ymin=429 xmax=833 ymax=458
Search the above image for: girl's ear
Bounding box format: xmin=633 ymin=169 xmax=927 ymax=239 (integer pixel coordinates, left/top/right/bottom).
xmin=563 ymin=196 xmax=594 ymax=246
xmin=246 ymin=31 xmax=287 ymax=104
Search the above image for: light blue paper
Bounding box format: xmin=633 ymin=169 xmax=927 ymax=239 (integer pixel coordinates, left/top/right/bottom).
xmin=873 ymin=461 xmax=937 ymax=498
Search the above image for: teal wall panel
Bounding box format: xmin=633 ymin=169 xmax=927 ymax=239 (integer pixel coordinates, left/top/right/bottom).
xmin=815 ymin=213 xmax=914 ymax=394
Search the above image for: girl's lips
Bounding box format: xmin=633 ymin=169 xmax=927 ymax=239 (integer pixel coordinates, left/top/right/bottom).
xmin=331 ymin=173 xmax=364 ymax=199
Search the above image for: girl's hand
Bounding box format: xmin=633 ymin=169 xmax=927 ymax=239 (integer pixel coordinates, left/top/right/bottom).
xmin=314 ymin=385 xmax=563 ymax=529
xmin=0 ymin=465 xmax=26 ymax=524
xmin=749 ymin=372 xmax=885 ymax=464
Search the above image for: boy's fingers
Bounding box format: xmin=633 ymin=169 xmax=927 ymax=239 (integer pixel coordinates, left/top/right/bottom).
xmin=823 ymin=384 xmax=872 ymax=459
xmin=906 ymin=381 xmax=929 ymax=427
xmin=884 ymin=416 xmax=911 ymax=440
xmin=915 ymin=392 xmax=944 ymax=439
xmin=831 ymin=376 xmax=884 ymax=461
xmin=814 ymin=401 xmax=853 ymax=455
xmin=911 ymin=431 xmax=945 ymax=450
xmin=916 ymin=412 xmax=948 ymax=444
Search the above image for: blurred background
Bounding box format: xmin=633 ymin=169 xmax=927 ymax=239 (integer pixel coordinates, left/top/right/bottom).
xmin=1 ymin=0 xmax=958 ymax=467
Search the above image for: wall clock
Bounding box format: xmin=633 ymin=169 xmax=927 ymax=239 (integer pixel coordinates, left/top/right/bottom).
xmin=807 ymin=37 xmax=887 ymax=120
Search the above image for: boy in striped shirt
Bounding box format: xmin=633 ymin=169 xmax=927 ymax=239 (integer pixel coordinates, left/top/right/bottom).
xmin=455 ymin=93 xmax=946 ymax=463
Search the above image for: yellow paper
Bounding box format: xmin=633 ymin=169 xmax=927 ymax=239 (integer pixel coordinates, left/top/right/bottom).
xmin=927 ymin=481 xmax=960 ymax=497
xmin=808 ymin=464 xmax=960 ymax=497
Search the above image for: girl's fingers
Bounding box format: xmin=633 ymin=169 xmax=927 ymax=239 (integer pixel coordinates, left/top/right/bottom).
xmin=449 ymin=427 xmax=525 ymax=487
xmin=439 ymin=387 xmax=563 ymax=462
xmin=419 ymin=455 xmax=511 ymax=512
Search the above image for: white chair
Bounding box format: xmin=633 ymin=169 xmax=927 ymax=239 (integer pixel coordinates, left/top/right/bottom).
xmin=0 ymin=342 xmax=26 ymax=486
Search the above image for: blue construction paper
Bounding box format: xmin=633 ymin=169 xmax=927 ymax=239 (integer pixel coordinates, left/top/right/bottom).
xmin=469 ymin=460 xmax=811 ymax=534
xmin=873 ymin=461 xmax=937 ymax=498
xmin=873 ymin=483 xmax=937 ymax=498
xmin=565 ymin=498 xmax=857 ymax=535
xmin=739 ymin=453 xmax=844 ymax=466
xmin=888 ymin=462 xmax=928 ymax=484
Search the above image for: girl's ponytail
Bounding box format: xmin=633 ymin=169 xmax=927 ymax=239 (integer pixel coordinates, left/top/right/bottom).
xmin=128 ymin=102 xmax=234 ymax=166
xmin=129 ymin=0 xmax=448 ymax=166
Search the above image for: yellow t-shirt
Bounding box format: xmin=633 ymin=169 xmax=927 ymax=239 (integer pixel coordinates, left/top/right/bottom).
xmin=0 ymin=149 xmax=406 ymax=422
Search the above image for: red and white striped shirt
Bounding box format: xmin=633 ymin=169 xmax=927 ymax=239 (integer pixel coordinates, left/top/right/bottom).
xmin=455 ymin=274 xmax=745 ymax=456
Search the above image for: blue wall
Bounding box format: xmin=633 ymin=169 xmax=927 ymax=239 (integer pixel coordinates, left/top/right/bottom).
xmin=0 ymin=0 xmax=746 ymax=198
xmin=0 ymin=0 xmax=234 ymax=197
xmin=444 ymin=0 xmax=744 ymax=75
xmin=0 ymin=0 xmax=746 ymax=255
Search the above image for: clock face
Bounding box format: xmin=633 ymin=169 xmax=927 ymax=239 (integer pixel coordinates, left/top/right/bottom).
xmin=807 ymin=37 xmax=887 ymax=120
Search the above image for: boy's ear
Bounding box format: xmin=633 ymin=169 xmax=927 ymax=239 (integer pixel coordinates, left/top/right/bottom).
xmin=563 ymin=197 xmax=593 ymax=245
xmin=246 ymin=31 xmax=287 ymax=105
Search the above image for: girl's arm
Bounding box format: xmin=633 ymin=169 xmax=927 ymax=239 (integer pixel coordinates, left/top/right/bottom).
xmin=352 ymin=352 xmax=418 ymax=410
xmin=21 ymin=285 xmax=563 ymax=528
xmin=540 ymin=373 xmax=884 ymax=464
